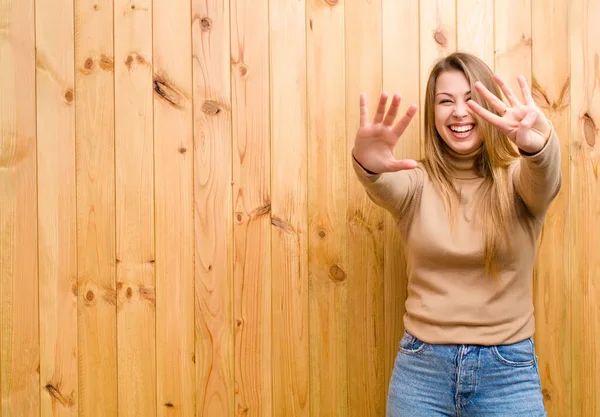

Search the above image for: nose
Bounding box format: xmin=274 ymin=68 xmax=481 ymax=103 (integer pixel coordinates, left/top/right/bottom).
xmin=453 ymin=101 xmax=469 ymax=118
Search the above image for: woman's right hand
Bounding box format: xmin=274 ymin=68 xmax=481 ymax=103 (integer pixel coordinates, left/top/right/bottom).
xmin=352 ymin=92 xmax=418 ymax=174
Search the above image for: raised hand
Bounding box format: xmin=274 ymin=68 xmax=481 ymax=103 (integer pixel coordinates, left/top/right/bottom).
xmin=466 ymin=74 xmax=552 ymax=154
xmin=352 ymin=92 xmax=418 ymax=174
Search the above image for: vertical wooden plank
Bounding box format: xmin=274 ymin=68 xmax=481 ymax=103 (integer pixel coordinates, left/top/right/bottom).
xmin=570 ymin=0 xmax=600 ymax=415
xmin=36 ymin=0 xmax=78 ymax=414
xmin=192 ymin=1 xmax=233 ymax=416
xmin=0 ymin=0 xmax=40 ymax=415
xmin=307 ymin=1 xmax=347 ymax=416
xmin=269 ymin=0 xmax=309 ymax=415
xmin=531 ymin=0 xmax=571 ymax=415
xmin=74 ymin=0 xmax=118 ymax=415
xmin=494 ymin=0 xmax=531 ymax=92
xmin=114 ymin=0 xmax=156 ymax=415
xmin=456 ymin=0 xmax=494 ymax=66
xmin=381 ymin=0 xmax=420 ymax=390
xmin=419 ymin=0 xmax=456 ymax=155
xmin=153 ymin=0 xmax=195 ymax=414
xmin=345 ymin=1 xmax=384 ymax=415
xmin=231 ymin=0 xmax=272 ymax=416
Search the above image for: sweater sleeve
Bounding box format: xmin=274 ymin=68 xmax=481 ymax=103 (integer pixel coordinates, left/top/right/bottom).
xmin=352 ymin=154 xmax=423 ymax=218
xmin=512 ymin=128 xmax=562 ymax=218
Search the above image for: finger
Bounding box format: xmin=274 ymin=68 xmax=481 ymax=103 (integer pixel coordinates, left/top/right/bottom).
xmin=392 ymin=104 xmax=418 ymax=137
xmin=493 ymin=73 xmax=521 ymax=107
xmin=387 ymin=158 xmax=418 ymax=172
xmin=473 ymin=81 xmax=508 ymax=114
xmin=373 ymin=92 xmax=389 ymax=124
xmin=382 ymin=94 xmax=402 ymax=126
xmin=359 ymin=93 xmax=368 ymax=127
xmin=467 ymin=99 xmax=506 ymax=128
xmin=517 ymin=75 xmax=534 ymax=105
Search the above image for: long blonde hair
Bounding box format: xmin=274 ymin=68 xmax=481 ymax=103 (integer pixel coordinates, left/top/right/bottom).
xmin=422 ymin=52 xmax=520 ymax=279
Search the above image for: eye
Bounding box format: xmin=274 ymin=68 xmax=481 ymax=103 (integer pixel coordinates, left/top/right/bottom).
xmin=439 ymin=99 xmax=452 ymax=104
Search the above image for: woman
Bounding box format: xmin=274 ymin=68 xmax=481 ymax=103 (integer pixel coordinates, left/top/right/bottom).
xmin=352 ymin=52 xmax=559 ymax=416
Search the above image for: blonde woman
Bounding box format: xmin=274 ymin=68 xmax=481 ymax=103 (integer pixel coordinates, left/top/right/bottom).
xmin=352 ymin=52 xmax=559 ymax=416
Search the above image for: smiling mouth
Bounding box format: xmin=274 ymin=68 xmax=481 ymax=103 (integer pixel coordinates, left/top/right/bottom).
xmin=449 ymin=124 xmax=475 ymax=133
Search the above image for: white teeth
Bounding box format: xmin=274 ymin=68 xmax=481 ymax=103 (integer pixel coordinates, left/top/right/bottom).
xmin=450 ymin=124 xmax=474 ymax=133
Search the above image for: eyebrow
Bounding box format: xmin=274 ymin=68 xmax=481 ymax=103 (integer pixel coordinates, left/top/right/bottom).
xmin=435 ymin=91 xmax=472 ymax=97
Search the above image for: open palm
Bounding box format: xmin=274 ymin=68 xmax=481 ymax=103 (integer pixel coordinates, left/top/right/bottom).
xmin=352 ymin=92 xmax=418 ymax=174
xmin=467 ymin=74 xmax=552 ymax=154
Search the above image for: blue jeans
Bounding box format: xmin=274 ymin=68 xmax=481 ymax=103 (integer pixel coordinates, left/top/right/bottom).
xmin=387 ymin=330 xmax=547 ymax=416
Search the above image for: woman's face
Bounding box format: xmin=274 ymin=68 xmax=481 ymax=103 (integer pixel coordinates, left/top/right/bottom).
xmin=434 ymin=70 xmax=483 ymax=154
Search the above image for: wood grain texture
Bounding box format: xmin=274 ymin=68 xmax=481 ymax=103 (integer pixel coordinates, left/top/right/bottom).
xmin=456 ymin=0 xmax=494 ymax=67
xmin=345 ymin=1 xmax=385 ymax=415
xmin=570 ymin=0 xmax=600 ymax=415
xmin=420 ymin=0 xmax=456 ymax=156
xmin=192 ymin=1 xmax=233 ymax=416
xmin=0 ymin=0 xmax=40 ymax=415
xmin=74 ymin=0 xmax=117 ymax=415
xmin=494 ymin=0 xmax=531 ymax=91
xmin=36 ymin=0 xmax=78 ymax=415
xmin=153 ymin=0 xmax=195 ymax=414
xmin=307 ymin=1 xmax=347 ymax=416
xmin=531 ymin=0 xmax=571 ymax=415
xmin=382 ymin=0 xmax=420 ymax=391
xmin=269 ymin=0 xmax=309 ymax=416
xmin=114 ymin=0 xmax=156 ymax=416
xmin=231 ymin=1 xmax=272 ymax=416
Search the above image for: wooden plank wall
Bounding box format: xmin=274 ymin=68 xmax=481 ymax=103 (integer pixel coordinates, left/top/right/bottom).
xmin=0 ymin=1 xmax=598 ymax=416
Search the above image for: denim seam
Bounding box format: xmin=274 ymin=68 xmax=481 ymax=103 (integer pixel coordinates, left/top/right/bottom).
xmin=455 ymin=346 xmax=465 ymax=417
xmin=491 ymin=346 xmax=535 ymax=367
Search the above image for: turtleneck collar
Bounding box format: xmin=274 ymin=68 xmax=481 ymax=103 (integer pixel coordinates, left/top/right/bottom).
xmin=443 ymin=144 xmax=484 ymax=180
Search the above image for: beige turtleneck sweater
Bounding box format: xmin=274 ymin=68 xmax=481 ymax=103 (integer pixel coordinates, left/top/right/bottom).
xmin=352 ymin=130 xmax=561 ymax=345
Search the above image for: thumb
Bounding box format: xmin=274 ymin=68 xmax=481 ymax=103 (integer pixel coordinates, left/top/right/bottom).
xmin=387 ymin=158 xmax=418 ymax=172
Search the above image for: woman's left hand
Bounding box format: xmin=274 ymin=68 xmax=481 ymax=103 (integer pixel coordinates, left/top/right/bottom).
xmin=467 ymin=74 xmax=552 ymax=154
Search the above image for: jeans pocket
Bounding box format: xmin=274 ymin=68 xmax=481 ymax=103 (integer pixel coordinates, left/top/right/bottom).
xmin=492 ymin=337 xmax=536 ymax=367
xmin=399 ymin=330 xmax=429 ymax=355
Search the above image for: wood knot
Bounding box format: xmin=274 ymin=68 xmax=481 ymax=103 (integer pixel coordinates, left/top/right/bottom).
xmin=126 ymin=287 xmax=133 ymax=298
xmin=318 ymin=230 xmax=326 ymax=239
xmin=164 ymin=403 xmax=174 ymax=408
xmin=200 ymin=17 xmax=212 ymax=31
xmin=99 ymin=54 xmax=114 ymax=71
xmin=582 ymin=112 xmax=597 ymax=147
xmin=236 ymin=213 xmax=243 ymax=222
xmin=93 ymin=4 xmax=99 ymax=10
xmin=329 ymin=265 xmax=347 ymax=282
xmin=126 ymin=53 xmax=148 ymax=69
xmin=154 ymin=77 xmax=185 ymax=109
xmin=521 ymin=34 xmax=532 ymax=46
xmin=542 ymin=388 xmax=551 ymax=400
xmin=71 ymin=283 xmax=78 ymax=296
xmin=236 ymin=319 xmax=243 ymax=327
xmin=178 ymin=147 xmax=187 ymax=154
xmin=433 ymin=29 xmax=448 ymax=48
xmin=131 ymin=4 xmax=135 ymax=9
xmin=64 ymin=89 xmax=74 ymax=103
xmin=84 ymin=58 xmax=94 ymax=70
xmin=85 ymin=291 xmax=94 ymax=302
xmin=239 ymin=64 xmax=249 ymax=77
xmin=200 ymin=100 xmax=221 ymax=115
xmin=116 ymin=282 xmax=124 ymax=290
